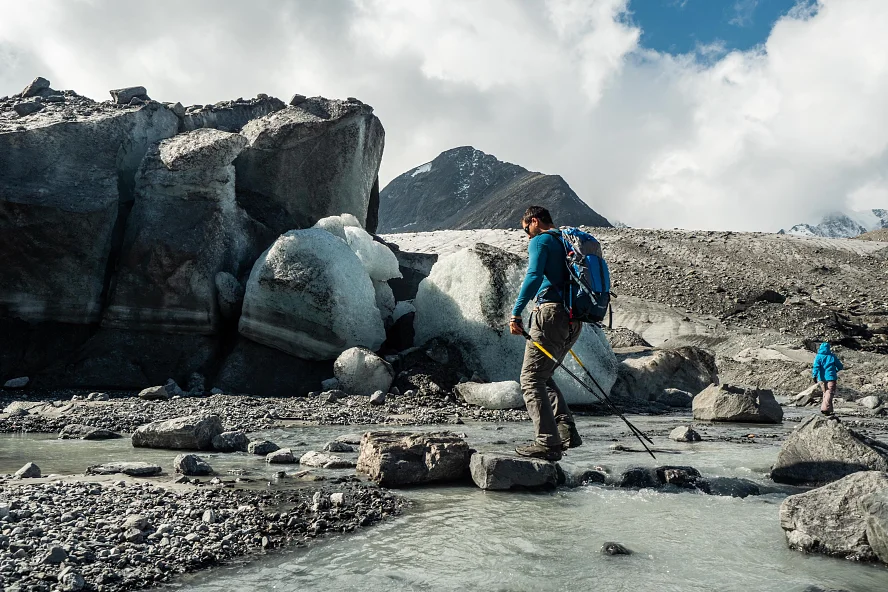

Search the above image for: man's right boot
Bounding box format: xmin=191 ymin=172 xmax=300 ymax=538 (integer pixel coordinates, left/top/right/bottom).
xmin=515 ymin=442 xmax=562 ymax=461
xmin=558 ymin=422 xmax=583 ymax=451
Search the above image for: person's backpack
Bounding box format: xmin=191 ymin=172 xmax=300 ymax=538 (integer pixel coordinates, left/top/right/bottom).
xmin=546 ymin=228 xmax=611 ymax=324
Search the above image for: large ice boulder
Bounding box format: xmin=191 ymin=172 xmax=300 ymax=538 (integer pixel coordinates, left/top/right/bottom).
xmin=239 ymin=228 xmax=386 ymax=360
xmin=0 ymin=99 xmax=178 ymax=324
xmin=610 ymin=346 xmax=718 ymax=403
xmin=234 ymin=98 xmax=385 ymax=234
xmin=103 ymin=129 xmax=251 ymax=333
xmin=314 ymin=213 xmax=402 ymax=282
xmin=333 ymin=347 xmax=394 ymax=396
xmin=413 ymin=243 xmax=618 ymax=405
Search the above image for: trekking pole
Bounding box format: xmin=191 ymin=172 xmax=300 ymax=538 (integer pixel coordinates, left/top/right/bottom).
xmin=567 ymin=349 xmax=656 ymax=447
xmin=520 ymin=330 xmax=656 ymax=460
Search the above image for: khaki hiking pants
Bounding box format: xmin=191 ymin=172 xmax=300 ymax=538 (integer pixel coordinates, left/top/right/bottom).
xmin=520 ymin=302 xmax=582 ymax=447
xmin=820 ymin=380 xmax=836 ymax=413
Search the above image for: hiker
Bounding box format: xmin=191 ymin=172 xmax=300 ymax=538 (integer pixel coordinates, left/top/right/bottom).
xmin=509 ymin=206 xmax=582 ymax=461
xmin=812 ymin=341 xmax=843 ymax=415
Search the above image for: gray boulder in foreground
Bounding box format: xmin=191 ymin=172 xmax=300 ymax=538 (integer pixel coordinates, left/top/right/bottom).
xmin=356 ymin=431 xmax=471 ymax=487
xmin=692 ymin=384 xmax=783 ymax=423
xmin=469 ymin=453 xmax=558 ymax=490
xmin=455 ymin=381 xmax=525 ymax=410
xmin=771 ymin=415 xmax=888 ymax=485
xmin=780 ymin=471 xmax=888 ymax=561
xmin=131 ymin=414 xmax=223 ymax=450
xmin=861 ymin=489 xmax=888 ymax=564
xmin=86 ymin=461 xmax=162 ymax=476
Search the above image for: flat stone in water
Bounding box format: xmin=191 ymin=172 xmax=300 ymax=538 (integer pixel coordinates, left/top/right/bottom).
xmin=86 ymin=461 xmax=162 ymax=476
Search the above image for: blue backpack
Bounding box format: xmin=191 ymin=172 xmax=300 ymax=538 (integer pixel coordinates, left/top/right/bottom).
xmin=546 ymin=228 xmax=611 ymax=324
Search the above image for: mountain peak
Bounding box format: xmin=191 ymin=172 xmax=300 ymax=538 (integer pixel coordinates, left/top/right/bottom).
xmin=783 ymin=209 xmax=888 ymax=239
xmin=378 ymin=148 xmax=610 ymax=233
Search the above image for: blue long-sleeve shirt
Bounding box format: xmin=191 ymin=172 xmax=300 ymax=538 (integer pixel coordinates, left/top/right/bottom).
xmin=812 ymin=342 xmax=844 ymax=381
xmin=511 ymin=232 xmax=567 ymax=317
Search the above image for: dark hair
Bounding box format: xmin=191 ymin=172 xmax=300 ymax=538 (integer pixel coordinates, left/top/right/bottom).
xmin=522 ymin=206 xmax=553 ymax=225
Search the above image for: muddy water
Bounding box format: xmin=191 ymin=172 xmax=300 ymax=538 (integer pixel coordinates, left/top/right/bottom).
xmin=3 ymin=412 xmax=888 ymax=591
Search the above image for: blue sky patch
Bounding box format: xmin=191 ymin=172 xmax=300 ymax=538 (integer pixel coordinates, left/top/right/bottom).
xmin=628 ymin=0 xmax=805 ymax=55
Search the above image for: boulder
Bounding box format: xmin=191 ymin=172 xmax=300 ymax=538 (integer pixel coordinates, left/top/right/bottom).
xmin=669 ymin=426 xmax=701 ymax=442
xmin=234 ymin=98 xmax=385 ymax=234
xmin=103 ymin=129 xmax=251 ymax=333
xmin=469 ymin=453 xmax=558 ymax=490
xmin=790 ymin=383 xmax=820 ymax=407
xmin=610 ymin=346 xmax=718 ymax=403
xmin=413 ymin=243 xmax=618 ymax=404
xmin=657 ymin=388 xmax=694 ymax=408
xmin=356 ymin=431 xmax=471 ymax=487
xmin=215 ymin=271 xmax=245 ymax=320
xmin=323 ymin=441 xmax=354 ymax=453
xmin=3 ymin=376 xmax=29 ymax=389
xmin=369 ymin=390 xmax=386 ymax=405
xmin=173 ymin=453 xmax=213 ymax=476
xmin=138 ymin=379 xmax=184 ymax=401
xmin=86 ymin=461 xmax=162 ymax=476
xmin=214 ymin=337 xmax=331 ymax=397
xmin=600 ymin=542 xmax=633 ymax=556
xmin=692 ymin=384 xmax=783 ymax=423
xmin=21 ymin=76 xmax=50 ymax=98
xmin=212 ymin=431 xmax=250 ymax=452
xmin=861 ymin=489 xmax=888 ymax=564
xmin=110 ymin=86 xmax=148 ymax=104
xmin=247 ymin=439 xmax=279 ymax=455
xmin=859 ymin=395 xmax=882 ymax=410
xmin=299 ymin=451 xmax=356 ymax=469
xmin=14 ymin=462 xmax=41 ymax=479
xmin=239 ymin=229 xmax=386 ymax=360
xmin=706 ymin=477 xmax=761 ymax=498
xmin=0 ymin=102 xmax=178 ymax=324
xmin=266 ymin=449 xmax=296 ymax=464
xmin=455 ymin=381 xmax=525 ymax=410
xmin=131 ymin=414 xmax=223 ymax=450
xmin=771 ymin=415 xmax=888 ymax=485
xmin=58 ymin=424 xmax=122 ymax=440
xmin=780 ymin=471 xmax=888 ymax=561
xmin=333 ymin=347 xmax=394 ymax=396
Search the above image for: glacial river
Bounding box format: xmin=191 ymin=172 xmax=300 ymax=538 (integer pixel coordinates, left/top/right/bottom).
xmin=3 ymin=412 xmax=888 ymax=592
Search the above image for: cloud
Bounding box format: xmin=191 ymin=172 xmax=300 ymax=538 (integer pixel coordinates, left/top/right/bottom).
xmin=729 ymin=0 xmax=759 ymax=27
xmin=0 ymin=0 xmax=885 ymax=231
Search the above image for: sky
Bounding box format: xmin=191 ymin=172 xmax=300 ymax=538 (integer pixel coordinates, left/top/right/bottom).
xmin=1 ymin=0 xmax=886 ymax=231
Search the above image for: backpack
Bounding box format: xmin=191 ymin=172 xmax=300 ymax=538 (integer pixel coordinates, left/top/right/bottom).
xmin=546 ymin=228 xmax=611 ymax=324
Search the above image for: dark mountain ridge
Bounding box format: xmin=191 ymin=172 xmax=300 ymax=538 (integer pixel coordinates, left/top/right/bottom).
xmin=378 ymin=146 xmax=610 ymax=232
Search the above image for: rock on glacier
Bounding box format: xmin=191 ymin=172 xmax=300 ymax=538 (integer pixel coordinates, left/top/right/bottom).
xmin=413 ymin=243 xmax=618 ymax=405
xmin=239 ymin=228 xmax=385 ymax=360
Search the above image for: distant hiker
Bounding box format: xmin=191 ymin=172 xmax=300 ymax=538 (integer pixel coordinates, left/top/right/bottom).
xmin=509 ymin=206 xmax=582 ymax=461
xmin=812 ymin=342 xmax=843 ymax=415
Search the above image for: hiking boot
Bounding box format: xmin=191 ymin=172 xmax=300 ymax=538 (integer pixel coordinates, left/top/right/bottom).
xmin=515 ymin=442 xmax=562 ymax=461
xmin=558 ymin=422 xmax=583 ymax=451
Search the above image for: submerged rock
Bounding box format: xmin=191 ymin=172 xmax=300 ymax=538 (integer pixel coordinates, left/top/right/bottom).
xmin=600 ymin=542 xmax=632 ymax=556
xmin=771 ymin=415 xmax=888 ymax=485
xmin=58 ymin=424 xmax=122 ymax=440
xmin=692 ymin=384 xmax=783 ymax=423
xmin=619 ymin=465 xmax=710 ymax=492
xmin=212 ymin=430 xmax=250 ymax=452
xmin=455 ymin=381 xmax=525 ymax=410
xmin=300 ymin=451 xmax=355 ymax=469
xmin=333 ymin=347 xmax=394 ymax=396
xmin=248 ymin=439 xmax=280 ymax=455
xmin=669 ymin=425 xmax=701 ymax=442
xmin=469 ymin=453 xmax=558 ymax=490
xmin=780 ymin=471 xmax=888 ymax=561
xmin=356 ymin=431 xmax=471 ymax=487
xmin=131 ymin=414 xmax=223 ymax=450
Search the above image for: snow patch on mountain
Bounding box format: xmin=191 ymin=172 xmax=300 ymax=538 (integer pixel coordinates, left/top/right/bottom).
xmin=411 ymin=162 xmax=432 ymax=177
xmin=783 ymin=209 xmax=888 ymax=239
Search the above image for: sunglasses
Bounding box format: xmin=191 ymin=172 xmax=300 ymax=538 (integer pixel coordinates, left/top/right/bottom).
xmin=522 ymin=225 xmax=530 ymax=236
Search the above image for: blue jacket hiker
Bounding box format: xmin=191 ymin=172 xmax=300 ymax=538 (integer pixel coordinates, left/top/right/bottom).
xmin=508 ymin=206 xmax=581 ymax=461
xmin=812 ymin=342 xmax=843 ymax=415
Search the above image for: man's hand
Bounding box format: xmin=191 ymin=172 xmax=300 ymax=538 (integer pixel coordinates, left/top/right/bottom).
xmin=509 ymin=316 xmax=524 ymax=336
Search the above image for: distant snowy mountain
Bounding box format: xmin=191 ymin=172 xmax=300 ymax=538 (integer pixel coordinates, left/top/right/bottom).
xmin=782 ymin=209 xmax=888 ymax=238
xmin=377 ymin=146 xmax=611 ymax=233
